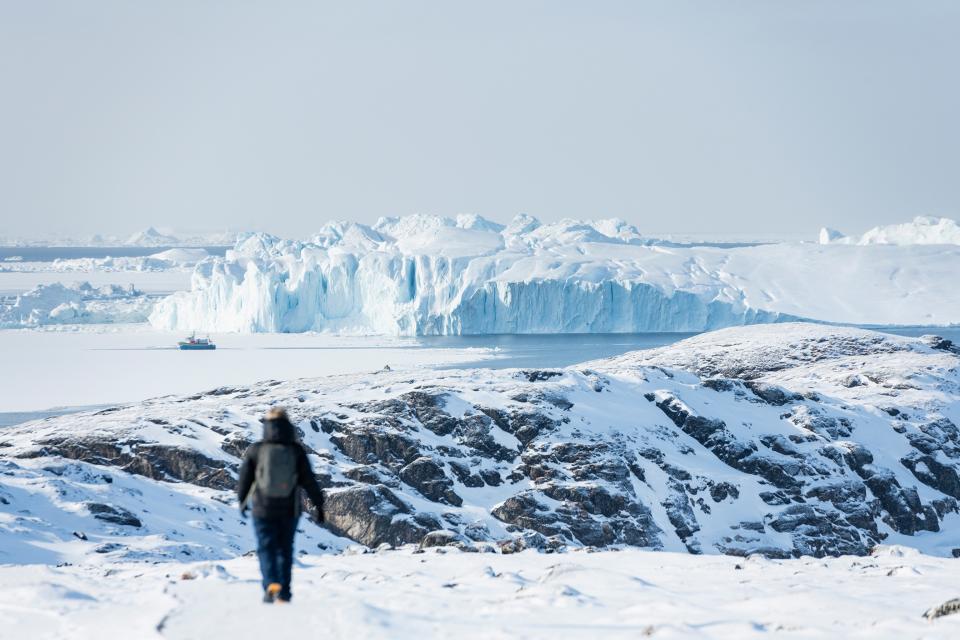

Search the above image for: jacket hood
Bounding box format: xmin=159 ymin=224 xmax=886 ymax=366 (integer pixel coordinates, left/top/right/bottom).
xmin=262 ymin=416 xmax=297 ymax=444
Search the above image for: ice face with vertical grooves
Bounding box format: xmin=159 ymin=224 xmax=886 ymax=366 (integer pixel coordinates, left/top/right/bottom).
xmin=149 ymin=214 xmax=960 ymax=334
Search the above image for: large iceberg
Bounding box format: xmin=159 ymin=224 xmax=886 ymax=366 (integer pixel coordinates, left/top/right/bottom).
xmin=1 ymin=282 xmax=154 ymax=328
xmin=819 ymin=216 xmax=960 ymax=246
xmin=149 ymin=214 xmax=960 ymax=334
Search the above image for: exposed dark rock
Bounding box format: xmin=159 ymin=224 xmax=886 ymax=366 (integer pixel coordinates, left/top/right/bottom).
xmin=702 ymin=378 xmax=738 ymax=393
xmin=479 ymin=468 xmax=503 ymax=486
xmin=220 ymin=434 xmax=252 ymax=459
xmin=86 ymin=503 xmax=142 ymax=528
xmin=419 ymin=530 xmax=474 ymax=551
xmin=398 ymin=457 xmax=462 ymax=506
xmin=709 ymin=482 xmax=739 ymax=502
xmin=492 ymin=486 xmax=661 ymax=548
xmin=498 ymin=530 xmax=565 ymax=553
xmin=24 ymin=437 xmax=235 ymax=490
xmin=329 ymin=429 xmax=421 ymax=468
xmin=767 ymin=504 xmax=871 ymax=557
xmin=760 ymin=491 xmax=793 ymax=506
xmin=521 ymin=370 xmax=564 ymax=383
xmin=451 ymin=414 xmax=518 ymax=462
xmin=653 ymin=393 xmax=802 ymax=490
xmin=479 ymin=407 xmax=558 ymax=447
xmin=745 ymin=381 xmax=804 ymax=406
xmin=93 ymin=543 xmax=125 ymax=554
xmin=662 ymin=483 xmax=701 ymax=550
xmin=864 ymin=471 xmax=939 ymax=535
xmin=931 ymin=496 xmax=959 ymax=518
xmin=323 ymin=485 xmax=429 ymax=547
xmin=901 ymin=454 xmax=960 ymax=499
xmin=448 ymin=461 xmax=485 ymax=488
xmin=399 ymin=392 xmax=460 ymax=436
xmin=924 ymin=598 xmax=960 ymax=620
xmin=921 ymin=335 xmax=960 ymax=354
xmin=344 ymin=465 xmax=399 ymax=487
xmin=8 ymin=325 xmax=957 ymax=561
xmin=491 ymin=493 xmax=565 ymax=539
xmin=413 ymin=511 xmax=444 ymax=531
xmin=463 ymin=521 xmax=492 ymax=541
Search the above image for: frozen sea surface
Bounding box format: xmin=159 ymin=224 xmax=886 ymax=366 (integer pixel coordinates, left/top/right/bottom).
xmin=0 ymin=270 xmax=193 ymax=296
xmin=0 ymin=326 xmax=497 ymax=416
xmin=4 ymin=324 xmax=957 ymax=424
xmin=0 ymin=245 xmax=230 ymax=261
xmin=0 ymin=329 xmax=699 ymax=418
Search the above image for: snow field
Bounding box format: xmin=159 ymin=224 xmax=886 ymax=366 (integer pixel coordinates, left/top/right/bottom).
xmin=2 ymin=547 xmax=959 ymax=639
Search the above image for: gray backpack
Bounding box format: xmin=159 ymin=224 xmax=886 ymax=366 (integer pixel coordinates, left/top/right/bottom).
xmin=255 ymin=443 xmax=298 ymax=499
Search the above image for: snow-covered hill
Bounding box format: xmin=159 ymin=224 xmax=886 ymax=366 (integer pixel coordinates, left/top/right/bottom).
xmin=149 ymin=215 xmax=960 ymax=334
xmin=3 ymin=323 xmax=960 ymax=565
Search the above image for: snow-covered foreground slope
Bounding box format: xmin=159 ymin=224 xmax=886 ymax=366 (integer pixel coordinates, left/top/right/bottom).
xmin=149 ymin=215 xmax=960 ymax=334
xmin=3 ymin=323 xmax=960 ymax=566
xmin=3 ymin=546 xmax=959 ymax=640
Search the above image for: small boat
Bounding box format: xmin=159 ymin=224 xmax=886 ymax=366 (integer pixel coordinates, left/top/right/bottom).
xmin=178 ymin=333 xmax=216 ymax=350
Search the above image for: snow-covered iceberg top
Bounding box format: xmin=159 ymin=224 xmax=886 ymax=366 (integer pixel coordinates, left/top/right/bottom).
xmin=150 ymin=214 xmax=960 ymax=334
xmin=819 ymin=216 xmax=960 ymax=246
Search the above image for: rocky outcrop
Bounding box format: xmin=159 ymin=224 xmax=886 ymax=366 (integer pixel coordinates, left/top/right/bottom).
xmin=86 ymin=503 xmax=142 ymax=528
xmin=323 ymin=485 xmax=429 ymax=547
xmin=4 ymin=324 xmax=960 ymax=560
xmin=398 ymin=457 xmax=462 ymax=506
xmin=21 ymin=437 xmax=235 ymax=490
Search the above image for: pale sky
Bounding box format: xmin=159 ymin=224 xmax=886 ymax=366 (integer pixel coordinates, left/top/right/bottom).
xmin=1 ymin=1 xmax=958 ymax=240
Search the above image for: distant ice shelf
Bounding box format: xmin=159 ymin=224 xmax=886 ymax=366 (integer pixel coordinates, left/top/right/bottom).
xmin=149 ymin=214 xmax=960 ymax=335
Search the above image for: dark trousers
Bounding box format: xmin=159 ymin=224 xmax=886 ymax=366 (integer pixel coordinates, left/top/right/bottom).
xmin=253 ymin=516 xmax=298 ymax=600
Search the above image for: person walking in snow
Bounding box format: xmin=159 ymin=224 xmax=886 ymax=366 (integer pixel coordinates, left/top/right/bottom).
xmin=237 ymin=407 xmax=325 ymax=603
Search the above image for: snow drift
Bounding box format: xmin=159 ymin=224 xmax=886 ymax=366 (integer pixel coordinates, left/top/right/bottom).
xmin=151 ymin=215 xmax=960 ymax=334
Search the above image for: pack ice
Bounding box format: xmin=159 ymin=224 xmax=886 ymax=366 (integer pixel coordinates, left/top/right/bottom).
xmin=4 ymin=323 xmax=960 ymax=563
xmin=149 ymin=215 xmax=960 ymax=334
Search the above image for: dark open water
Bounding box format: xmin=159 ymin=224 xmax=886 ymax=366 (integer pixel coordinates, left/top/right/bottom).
xmin=424 ymin=326 xmax=960 ymax=370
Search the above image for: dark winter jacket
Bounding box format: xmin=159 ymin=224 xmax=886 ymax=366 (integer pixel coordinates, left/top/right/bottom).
xmin=237 ymin=416 xmax=325 ymax=520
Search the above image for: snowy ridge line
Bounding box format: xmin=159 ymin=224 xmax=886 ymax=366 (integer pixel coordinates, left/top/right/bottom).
xmin=149 ymin=214 xmax=960 ymax=334
xmin=2 ymin=323 xmax=960 ymax=564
